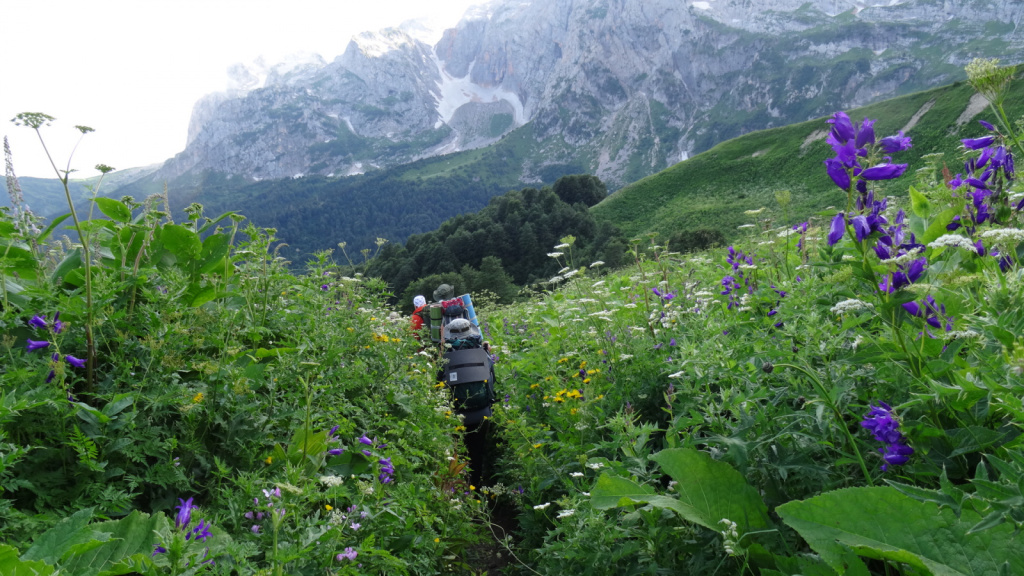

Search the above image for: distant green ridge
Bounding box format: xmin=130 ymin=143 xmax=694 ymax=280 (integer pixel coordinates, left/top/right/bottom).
xmin=593 ymin=74 xmax=1024 ymax=242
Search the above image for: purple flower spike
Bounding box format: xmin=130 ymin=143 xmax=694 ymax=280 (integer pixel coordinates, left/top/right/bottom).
xmin=860 ymin=401 xmax=914 ymax=470
xmin=65 ymin=355 xmax=86 ymax=368
xmin=175 ymin=497 xmax=195 ymax=530
xmin=828 ymin=111 xmax=856 ymax=143
xmin=850 ymin=215 xmax=871 ymax=242
xmin=962 ymin=135 xmax=996 ymax=150
xmin=358 ymin=435 xmax=373 ymax=446
xmin=328 ymin=448 xmax=345 ymax=456
xmin=26 ymin=339 xmax=50 ymax=352
xmin=827 ymin=213 xmax=846 ymax=246
xmin=28 ymin=315 xmax=48 ymax=329
xmin=855 ymin=118 xmax=876 ymax=148
xmin=979 ymin=120 xmax=996 ymax=131
xmin=879 ymin=131 xmax=912 ymax=153
xmin=860 ymin=163 xmax=908 ymax=181
xmin=825 ymin=158 xmax=851 ymax=190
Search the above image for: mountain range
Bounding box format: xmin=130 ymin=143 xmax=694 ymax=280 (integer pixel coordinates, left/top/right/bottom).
xmin=9 ymin=0 xmax=1024 ymax=256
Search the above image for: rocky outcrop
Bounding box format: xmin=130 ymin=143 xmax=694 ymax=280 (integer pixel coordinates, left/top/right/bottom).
xmin=160 ymin=0 xmax=1024 ymax=187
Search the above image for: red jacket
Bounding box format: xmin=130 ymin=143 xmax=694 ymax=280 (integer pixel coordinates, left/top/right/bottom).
xmin=410 ymin=305 xmax=427 ymax=337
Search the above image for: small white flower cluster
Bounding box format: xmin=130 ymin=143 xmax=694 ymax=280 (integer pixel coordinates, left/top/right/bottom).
xmin=556 ymin=509 xmax=576 ymax=519
xmin=738 ymin=224 xmax=756 ymax=229
xmin=944 ymin=329 xmax=981 ymax=341
xmin=533 ymin=502 xmax=551 ymax=510
xmin=555 ymin=243 xmax=571 ymax=249
xmin=586 ymin=462 xmax=605 ymax=470
xmin=547 ymin=252 xmax=564 ymax=258
xmin=590 ymin=261 xmax=605 ymax=268
xmin=830 ymin=298 xmax=874 ymax=315
xmin=570 ymin=472 xmax=584 ymax=477
xmin=720 ymin=518 xmax=741 ymax=556
xmin=744 ymin=208 xmax=766 ymax=216
xmin=928 ymin=234 xmax=979 ymax=253
xmin=618 ymin=354 xmax=634 ymax=361
xmin=319 ymin=475 xmax=345 ymax=487
xmin=980 ymin=228 xmax=1024 ymax=248
xmin=777 ymin=228 xmax=798 ymax=238
xmin=880 ymin=247 xmax=925 ymax=266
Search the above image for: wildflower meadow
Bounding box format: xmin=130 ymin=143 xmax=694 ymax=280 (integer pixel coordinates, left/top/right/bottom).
xmin=2 ymin=60 xmax=1023 ymax=575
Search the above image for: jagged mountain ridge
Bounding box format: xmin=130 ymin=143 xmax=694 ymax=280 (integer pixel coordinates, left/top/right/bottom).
xmin=156 ymin=0 xmax=1024 ymax=188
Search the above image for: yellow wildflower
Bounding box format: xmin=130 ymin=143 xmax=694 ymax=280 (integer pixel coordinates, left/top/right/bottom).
xmin=558 ymin=358 xmax=568 ymax=364
xmin=192 ymin=392 xmax=204 ymax=403
xmin=265 ymin=456 xmax=273 ymax=464
xmin=325 ymin=504 xmax=333 ymax=511
xmin=583 ymin=378 xmax=591 ymax=384
xmin=434 ymin=538 xmax=440 ymax=543
xmin=455 ymin=425 xmax=466 ymax=432
xmin=470 ymin=485 xmax=476 ymax=491
xmin=530 ymin=383 xmax=540 ymax=389
xmin=532 ymin=443 xmax=542 ymax=449
xmin=571 ymin=408 xmax=578 ymax=415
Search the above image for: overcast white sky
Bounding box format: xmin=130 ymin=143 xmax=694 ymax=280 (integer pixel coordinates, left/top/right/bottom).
xmin=2 ymin=0 xmax=485 ymax=179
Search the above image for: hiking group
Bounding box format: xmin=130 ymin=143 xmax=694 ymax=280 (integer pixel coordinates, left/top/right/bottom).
xmin=411 ymin=284 xmax=497 ymax=487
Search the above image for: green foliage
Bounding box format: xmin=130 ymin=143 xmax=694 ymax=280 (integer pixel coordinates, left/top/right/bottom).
xmin=777 ymin=486 xmax=1024 ymax=575
xmin=368 ymin=176 xmax=624 ymax=308
xmin=595 ymin=74 xmax=1024 ymax=244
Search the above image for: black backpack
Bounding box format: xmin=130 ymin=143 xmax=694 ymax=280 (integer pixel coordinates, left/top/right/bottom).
xmin=441 ymin=347 xmax=496 ymax=413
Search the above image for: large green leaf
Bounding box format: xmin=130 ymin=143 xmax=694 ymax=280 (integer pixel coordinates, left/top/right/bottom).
xmin=51 ymin=248 xmax=83 ymax=287
xmin=651 ymin=448 xmax=771 ymax=533
xmin=154 ymin=224 xmax=201 ymax=267
xmin=56 ymin=511 xmax=165 ymax=576
xmin=591 ymin=474 xmax=657 ymax=510
xmin=21 ymin=509 xmax=103 ymax=564
xmin=777 ymin=486 xmax=1024 ymax=575
xmin=922 ymin=206 xmax=964 ymax=245
xmin=0 ymin=544 xmax=56 ymax=576
xmin=909 ymin=185 xmax=931 ymax=219
xmin=198 ymin=233 xmax=231 ymax=277
xmin=35 ymin=213 xmax=72 ymax=244
xmin=94 ymin=198 xmax=132 ymax=223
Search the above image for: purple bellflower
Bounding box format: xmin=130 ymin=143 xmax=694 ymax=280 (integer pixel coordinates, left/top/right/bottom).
xmin=860 ymin=402 xmax=914 ymax=471
xmin=26 ymin=339 xmax=50 ymax=352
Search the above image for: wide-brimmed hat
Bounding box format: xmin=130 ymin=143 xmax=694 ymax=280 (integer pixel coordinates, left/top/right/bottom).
xmin=433 ymin=284 xmax=455 ymax=301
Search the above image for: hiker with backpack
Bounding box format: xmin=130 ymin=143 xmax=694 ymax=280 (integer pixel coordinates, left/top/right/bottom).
xmin=429 ymin=284 xmax=496 ymax=487
xmin=410 ymin=295 xmax=428 ymax=340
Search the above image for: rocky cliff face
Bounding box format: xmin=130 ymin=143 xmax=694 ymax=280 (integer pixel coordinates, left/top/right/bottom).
xmin=162 ymin=0 xmax=1024 ymax=187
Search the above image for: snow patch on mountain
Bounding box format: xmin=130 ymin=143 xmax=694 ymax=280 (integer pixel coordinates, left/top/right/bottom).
xmin=430 ymin=49 xmax=525 ymax=128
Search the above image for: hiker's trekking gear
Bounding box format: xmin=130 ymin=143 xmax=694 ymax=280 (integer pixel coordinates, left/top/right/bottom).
xmin=445 ymin=318 xmax=483 ymax=349
xmin=441 ymin=347 xmax=496 ymax=413
xmin=460 ymin=293 xmax=479 ymax=326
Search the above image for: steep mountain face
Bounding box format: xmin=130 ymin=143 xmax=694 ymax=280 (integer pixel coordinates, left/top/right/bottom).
xmin=160 ymin=0 xmax=1024 ymax=189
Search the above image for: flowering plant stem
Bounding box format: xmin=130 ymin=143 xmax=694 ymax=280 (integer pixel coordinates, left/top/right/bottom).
xmin=775 ymin=363 xmax=874 ymax=486
xmin=28 ymin=122 xmax=103 ymax=391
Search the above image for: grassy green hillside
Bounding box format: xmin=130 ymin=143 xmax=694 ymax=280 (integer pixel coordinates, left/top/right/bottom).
xmin=594 ymin=73 xmax=1024 ymax=243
